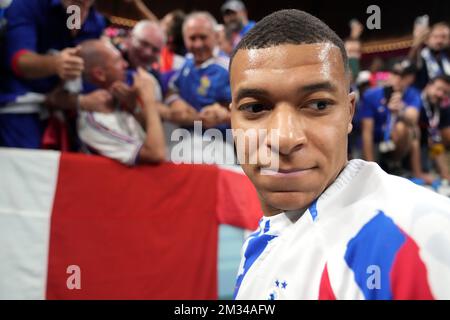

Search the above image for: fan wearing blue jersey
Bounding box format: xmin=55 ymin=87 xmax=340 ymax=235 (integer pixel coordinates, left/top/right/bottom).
xmin=360 ymin=62 xmax=422 ymax=174
xmin=165 ymin=12 xmax=231 ymax=131
xmin=0 ymin=0 xmax=111 ymax=149
xmin=229 ymin=9 xmax=450 ymax=300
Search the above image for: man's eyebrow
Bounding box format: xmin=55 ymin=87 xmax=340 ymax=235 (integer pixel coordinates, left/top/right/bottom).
xmin=235 ymin=88 xmax=270 ymax=102
xmin=234 ymin=82 xmax=338 ymax=102
xmin=299 ymin=81 xmax=338 ymax=94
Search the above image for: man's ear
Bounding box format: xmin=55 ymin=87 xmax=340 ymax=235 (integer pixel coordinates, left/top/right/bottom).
xmin=91 ymin=67 xmax=106 ymax=83
xmin=347 ymin=91 xmax=356 ymax=134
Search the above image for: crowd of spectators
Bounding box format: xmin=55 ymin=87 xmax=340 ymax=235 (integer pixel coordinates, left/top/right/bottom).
xmin=0 ymin=0 xmax=449 ymax=192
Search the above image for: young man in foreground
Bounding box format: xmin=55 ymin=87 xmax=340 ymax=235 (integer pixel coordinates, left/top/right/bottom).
xmin=229 ymin=9 xmax=450 ymax=300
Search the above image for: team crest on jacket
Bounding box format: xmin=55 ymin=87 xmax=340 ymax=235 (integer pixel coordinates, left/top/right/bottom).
xmin=197 ymin=75 xmax=211 ymax=96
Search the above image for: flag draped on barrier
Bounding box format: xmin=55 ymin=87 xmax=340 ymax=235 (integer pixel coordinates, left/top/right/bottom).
xmin=0 ymin=148 xmax=262 ymax=299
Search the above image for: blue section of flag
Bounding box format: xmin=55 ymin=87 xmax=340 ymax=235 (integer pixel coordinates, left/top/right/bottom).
xmin=344 ymin=211 xmax=406 ymax=299
xmin=233 ymin=220 xmax=277 ymax=299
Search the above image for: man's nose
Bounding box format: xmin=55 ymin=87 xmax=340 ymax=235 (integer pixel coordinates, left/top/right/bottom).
xmin=266 ymin=104 xmax=307 ymax=156
xmin=192 ymin=38 xmax=204 ymax=49
xmin=142 ymin=46 xmax=154 ymax=57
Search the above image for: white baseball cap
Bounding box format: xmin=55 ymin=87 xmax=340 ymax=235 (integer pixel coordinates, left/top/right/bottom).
xmin=221 ymin=0 xmax=246 ymax=14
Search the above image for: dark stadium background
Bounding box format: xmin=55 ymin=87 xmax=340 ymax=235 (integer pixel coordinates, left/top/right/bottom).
xmin=97 ymin=0 xmax=450 ymax=41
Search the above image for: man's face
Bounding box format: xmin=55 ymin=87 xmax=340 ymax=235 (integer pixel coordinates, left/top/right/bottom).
xmin=183 ymin=18 xmax=216 ymax=65
xmin=388 ymin=73 xmax=415 ymax=92
xmin=427 ymin=26 xmax=450 ymax=51
xmin=427 ymin=79 xmax=450 ymax=105
xmin=223 ymin=10 xmax=239 ymax=25
xmin=230 ymin=44 xmax=355 ymax=215
xmin=128 ymin=26 xmax=164 ymax=69
xmin=102 ymin=45 xmax=128 ymax=88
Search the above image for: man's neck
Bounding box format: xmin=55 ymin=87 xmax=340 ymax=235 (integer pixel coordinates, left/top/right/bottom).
xmin=284 ymin=209 xmax=307 ymax=223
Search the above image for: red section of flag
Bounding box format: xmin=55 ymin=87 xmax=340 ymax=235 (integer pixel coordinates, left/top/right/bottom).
xmin=46 ymin=153 xmax=262 ymax=299
xmin=216 ymin=168 xmax=262 ymax=230
xmin=318 ymin=264 xmax=336 ymax=300
xmin=47 ymin=153 xmax=222 ymax=299
xmin=390 ymin=234 xmax=434 ymax=300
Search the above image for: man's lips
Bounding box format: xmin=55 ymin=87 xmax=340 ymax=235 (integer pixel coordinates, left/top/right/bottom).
xmin=259 ymin=166 xmax=317 ymax=177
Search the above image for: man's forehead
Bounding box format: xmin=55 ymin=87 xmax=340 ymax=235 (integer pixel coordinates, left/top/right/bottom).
xmin=186 ymin=18 xmax=213 ymax=30
xmin=431 ymin=26 xmax=450 ymax=34
xmin=140 ymin=28 xmax=164 ymax=43
xmin=230 ymin=43 xmax=346 ymax=91
xmin=232 ymin=43 xmax=343 ymax=72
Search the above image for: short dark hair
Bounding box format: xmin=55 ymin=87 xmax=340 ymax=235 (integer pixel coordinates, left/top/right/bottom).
xmin=431 ymin=22 xmax=450 ymax=33
xmin=429 ymin=74 xmax=450 ymax=85
xmin=230 ymin=9 xmax=348 ymax=71
xmin=390 ymin=59 xmax=417 ymax=77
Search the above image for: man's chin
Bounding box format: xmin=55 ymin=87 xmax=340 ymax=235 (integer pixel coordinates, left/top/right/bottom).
xmin=262 ymin=190 xmax=317 ymax=213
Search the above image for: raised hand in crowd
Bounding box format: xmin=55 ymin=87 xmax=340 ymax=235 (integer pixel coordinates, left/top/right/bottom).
xmin=412 ymin=16 xmax=430 ymax=48
xmin=132 ymin=67 xmax=157 ymax=105
xmin=111 ymin=81 xmax=138 ymax=112
xmin=350 ymin=19 xmax=364 ymax=40
xmin=132 ymin=67 xmax=167 ymax=162
xmin=199 ymin=103 xmax=230 ymax=128
xmin=387 ymin=91 xmax=406 ymax=114
xmin=170 ymin=100 xmax=200 ymax=126
xmin=79 ymin=89 xmax=114 ymax=114
xmin=45 ymin=86 xmax=113 ymax=114
xmin=55 ymin=46 xmax=84 ymax=80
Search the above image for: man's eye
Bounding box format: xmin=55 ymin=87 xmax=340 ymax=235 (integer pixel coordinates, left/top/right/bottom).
xmin=307 ymin=100 xmax=332 ymax=111
xmin=239 ymin=103 xmax=268 ymax=113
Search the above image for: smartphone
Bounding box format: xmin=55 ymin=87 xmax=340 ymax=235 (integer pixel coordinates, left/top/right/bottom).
xmin=383 ymin=86 xmax=394 ymax=105
xmin=414 ymin=15 xmax=429 ymax=29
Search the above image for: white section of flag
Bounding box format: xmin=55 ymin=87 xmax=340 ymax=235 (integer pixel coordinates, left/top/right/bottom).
xmin=0 ymin=148 xmax=60 ymax=299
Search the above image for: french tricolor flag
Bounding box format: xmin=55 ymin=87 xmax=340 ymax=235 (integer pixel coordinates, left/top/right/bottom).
xmin=0 ymin=148 xmax=262 ymax=299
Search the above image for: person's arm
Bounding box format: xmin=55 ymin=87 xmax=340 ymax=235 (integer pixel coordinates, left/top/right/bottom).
xmin=16 ymin=47 xmax=84 ymax=80
xmin=14 ymin=51 xmax=58 ymax=79
xmin=199 ymin=69 xmax=232 ymax=128
xmin=362 ymin=118 xmax=375 ymax=161
xmin=402 ymin=89 xmax=422 ymax=124
xmin=349 ymin=19 xmax=364 ymax=40
xmin=163 ymin=65 xmax=200 ymax=125
xmin=125 ymin=0 xmax=158 ymax=22
xmin=199 ymin=103 xmax=231 ymax=128
xmin=45 ymin=87 xmax=114 ymax=113
xmin=441 ymin=127 xmax=450 ymax=149
xmin=408 ymin=21 xmax=429 ymax=65
xmin=359 ymin=90 xmax=377 ymax=161
xmin=156 ymin=102 xmax=172 ymax=121
xmin=168 ymin=98 xmax=200 ymax=126
xmin=134 ymin=68 xmax=167 ymax=163
xmin=435 ymin=152 xmax=450 ymax=181
xmin=409 ymin=135 xmax=435 ymax=184
xmin=5 ymin=1 xmax=83 ymax=80
xmin=403 ymin=107 xmax=420 ymax=126
xmin=165 ymin=87 xmax=200 ymax=126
